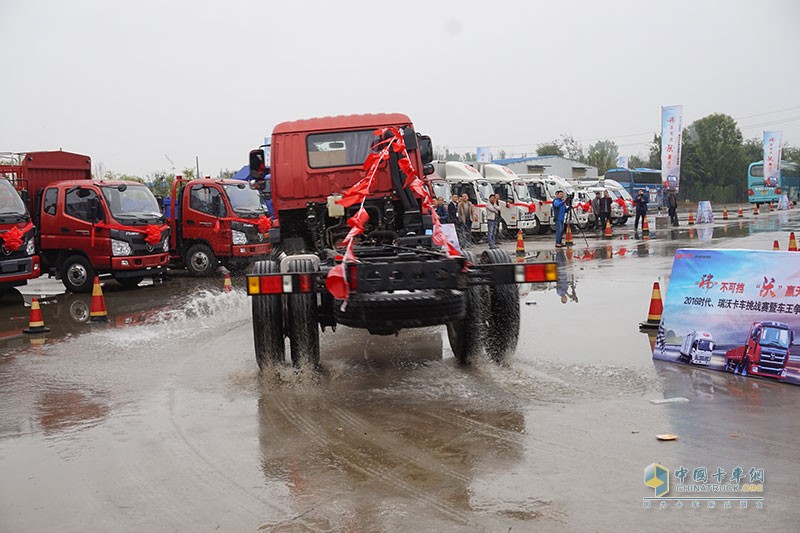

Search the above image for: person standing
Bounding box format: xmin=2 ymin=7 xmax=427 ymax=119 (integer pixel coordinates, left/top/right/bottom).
xmin=457 ymin=193 xmax=474 ymax=247
xmin=599 ymin=190 xmax=612 ymax=232
xmin=485 ymin=194 xmax=501 ymax=249
xmin=667 ymin=193 xmax=679 ymax=226
xmin=435 ymin=196 xmax=448 ymax=223
xmin=552 ymin=190 xmax=567 ymax=247
xmin=634 ymin=189 xmax=649 ymax=231
xmin=448 ymin=194 xmax=459 ymax=224
xmin=591 ymin=191 xmax=601 ymax=231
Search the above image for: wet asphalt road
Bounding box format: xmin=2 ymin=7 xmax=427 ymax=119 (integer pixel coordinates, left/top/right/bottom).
xmin=1 ymin=208 xmax=800 ymax=532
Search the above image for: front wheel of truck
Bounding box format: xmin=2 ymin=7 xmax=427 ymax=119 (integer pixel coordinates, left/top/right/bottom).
xmin=286 ymin=257 xmax=320 ymax=367
xmin=446 ymin=251 xmax=485 ymax=365
xmin=252 ymin=259 xmax=285 ymax=369
xmin=482 ymin=249 xmax=520 ymax=362
xmin=185 ymin=243 xmax=217 ymax=277
xmin=61 ymin=255 xmax=95 ymax=293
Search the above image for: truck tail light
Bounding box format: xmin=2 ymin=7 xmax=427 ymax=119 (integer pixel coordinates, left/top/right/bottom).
xmin=747 ymin=189 xmax=754 ymax=196
xmin=515 ymin=263 xmax=558 ymax=283
xmin=775 ymin=187 xmax=782 ymax=195
xmin=247 ymin=273 xmax=316 ymax=295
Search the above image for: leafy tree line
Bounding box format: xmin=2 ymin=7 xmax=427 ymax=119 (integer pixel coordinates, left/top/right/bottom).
xmin=91 ymin=167 xmax=236 ymax=199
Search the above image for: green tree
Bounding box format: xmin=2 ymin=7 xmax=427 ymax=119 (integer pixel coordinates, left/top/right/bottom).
xmin=782 ymin=145 xmax=800 ymax=166
xmin=181 ymin=167 xmax=196 ymax=180
xmin=742 ymin=137 xmax=762 ymax=164
xmin=148 ymin=171 xmax=175 ymax=198
xmin=218 ymin=168 xmax=235 ymax=180
xmin=560 ymin=135 xmax=584 ymax=162
xmin=681 ymin=113 xmax=745 ymax=202
xmin=537 ymin=140 xmax=564 ymax=157
xmin=585 ymin=140 xmax=619 ymax=175
xmin=648 ymin=134 xmax=661 ymax=168
xmin=629 ymin=154 xmax=648 ymax=168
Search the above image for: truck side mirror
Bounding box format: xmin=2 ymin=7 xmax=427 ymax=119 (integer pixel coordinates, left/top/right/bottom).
xmin=249 ymin=149 xmax=266 ymax=180
xmin=422 ymin=163 xmax=435 ymax=176
xmin=88 ymin=197 xmax=103 ymax=222
xmin=417 ymin=135 xmax=433 ymax=165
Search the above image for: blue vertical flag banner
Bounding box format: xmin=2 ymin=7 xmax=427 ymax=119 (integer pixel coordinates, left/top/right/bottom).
xmin=763 ymin=131 xmax=782 ymax=188
xmin=653 ymin=249 xmax=800 ymax=386
xmin=616 ymin=155 xmax=629 ymax=169
xmin=476 ymin=147 xmax=492 ymax=163
xmin=660 ymin=105 xmax=683 ymax=193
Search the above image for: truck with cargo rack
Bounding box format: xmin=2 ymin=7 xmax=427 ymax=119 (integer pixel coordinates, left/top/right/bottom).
xmin=164 ymin=176 xmax=272 ymax=276
xmin=0 ymin=158 xmax=40 ymax=291
xmin=245 ymin=113 xmax=556 ymax=369
xmin=5 ymin=151 xmax=170 ymax=292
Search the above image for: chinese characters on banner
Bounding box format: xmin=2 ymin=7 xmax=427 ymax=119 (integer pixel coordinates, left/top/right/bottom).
xmin=660 ymin=105 xmax=683 ymax=193
xmin=763 ymin=131 xmax=782 ymax=188
xmin=616 ymin=155 xmax=629 ymax=169
xmin=476 ymin=147 xmax=492 ymax=163
xmin=653 ymin=249 xmax=800 ymax=386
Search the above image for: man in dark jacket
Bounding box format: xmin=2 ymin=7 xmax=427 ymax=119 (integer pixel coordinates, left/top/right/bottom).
xmin=634 ymin=189 xmax=649 ymax=231
xmin=667 ymin=193 xmax=679 ymax=226
xmin=598 ymin=190 xmax=612 ymax=232
xmin=447 ymin=194 xmax=459 ymax=225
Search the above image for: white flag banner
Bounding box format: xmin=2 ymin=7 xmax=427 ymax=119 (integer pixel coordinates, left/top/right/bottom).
xmin=476 ymin=147 xmax=492 ymax=163
xmin=616 ymin=155 xmax=629 ymax=169
xmin=661 ymin=105 xmax=683 ymax=193
xmin=763 ymin=131 xmax=782 ymax=188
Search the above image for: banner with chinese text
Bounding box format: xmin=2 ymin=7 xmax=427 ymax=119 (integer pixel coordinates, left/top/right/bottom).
xmin=763 ymin=131 xmax=782 ymax=188
xmin=616 ymin=155 xmax=629 ymax=169
xmin=476 ymin=147 xmax=492 ymax=163
xmin=661 ymin=105 xmax=683 ymax=193
xmin=653 ymin=249 xmax=800 ymax=386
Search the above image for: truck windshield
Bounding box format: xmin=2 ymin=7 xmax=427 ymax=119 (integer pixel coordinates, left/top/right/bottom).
xmin=0 ymin=179 xmax=28 ymax=217
xmin=223 ymin=184 xmax=267 ymax=216
xmin=697 ymin=340 xmax=714 ymax=352
xmin=475 ymin=181 xmax=493 ymax=203
xmin=101 ymin=184 xmax=162 ymax=222
xmin=761 ymin=327 xmax=790 ymax=349
xmin=430 ymin=180 xmax=451 ymax=201
xmin=513 ymin=182 xmax=531 ymax=201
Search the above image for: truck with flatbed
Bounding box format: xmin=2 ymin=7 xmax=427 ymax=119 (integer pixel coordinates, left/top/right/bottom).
xmin=245 ymin=113 xmax=556 ymax=370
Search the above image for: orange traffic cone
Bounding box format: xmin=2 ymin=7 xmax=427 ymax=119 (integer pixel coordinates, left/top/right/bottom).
xmin=642 ymin=215 xmax=650 ymax=234
xmin=639 ymin=282 xmax=663 ymax=330
xmin=565 ymin=224 xmax=574 ymax=246
xmin=773 ymin=240 xmax=780 ymax=251
xmin=737 ymin=206 xmax=743 ymax=218
xmin=722 ymin=207 xmax=728 ymax=220
xmin=770 ymin=202 xmax=774 ymax=212
xmin=753 ymin=204 xmax=759 ymax=216
xmin=789 ymin=232 xmax=798 ymax=252
xmin=515 ymin=229 xmax=525 ymax=257
xmin=604 ymin=220 xmax=612 ymax=239
xmin=23 ymin=297 xmax=50 ymax=334
xmin=90 ymin=276 xmax=108 ymax=323
xmin=689 ymin=227 xmax=695 ymax=239
xmin=688 ymin=210 xmax=695 ymax=225
xmin=223 ymin=273 xmax=233 ymax=292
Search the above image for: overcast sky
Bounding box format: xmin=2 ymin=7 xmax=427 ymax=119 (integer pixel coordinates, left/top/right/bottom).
xmin=1 ymin=0 xmax=798 ymax=177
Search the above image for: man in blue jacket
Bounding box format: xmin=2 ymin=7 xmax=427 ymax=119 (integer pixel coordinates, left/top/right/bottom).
xmin=553 ymin=190 xmax=567 ymax=247
xmin=634 ymin=189 xmax=649 ymax=231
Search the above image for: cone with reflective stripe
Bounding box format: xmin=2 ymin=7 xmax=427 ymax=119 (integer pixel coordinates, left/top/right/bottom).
xmin=90 ymin=276 xmax=108 ymax=323
xmin=770 ymin=202 xmax=774 ymax=212
xmin=737 ymin=206 xmax=743 ymax=218
xmin=773 ymin=240 xmax=780 ymax=251
xmin=789 ymin=232 xmax=798 ymax=252
xmin=223 ymin=273 xmax=233 ymax=292
xmin=604 ymin=220 xmax=612 ymax=239
xmin=23 ymin=297 xmax=50 ymax=334
xmin=687 ymin=210 xmax=694 ymax=225
xmin=753 ymin=204 xmax=759 ymax=216
xmin=722 ymin=206 xmax=728 ymax=220
xmin=642 ymin=215 xmax=650 ymax=234
xmin=565 ymin=224 xmax=574 ymax=246
xmin=639 ymin=282 xmax=663 ymax=330
xmin=515 ymin=229 xmax=525 ymax=257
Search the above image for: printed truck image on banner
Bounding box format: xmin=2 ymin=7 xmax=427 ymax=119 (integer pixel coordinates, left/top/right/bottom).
xmin=653 ymin=249 xmax=800 ymax=385
xmin=763 ymin=131 xmax=782 ymax=188
xmin=661 ymin=105 xmax=683 ymax=193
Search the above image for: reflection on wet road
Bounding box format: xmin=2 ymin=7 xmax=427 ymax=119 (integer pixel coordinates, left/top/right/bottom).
xmin=1 ymin=210 xmax=800 ymax=531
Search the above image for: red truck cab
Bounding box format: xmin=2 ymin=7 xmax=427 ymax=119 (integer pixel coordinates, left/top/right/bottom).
xmin=726 ymin=321 xmax=793 ymax=379
xmin=0 ymin=166 xmax=41 ymax=291
xmin=16 ymin=151 xmax=170 ymax=292
xmin=166 ymin=177 xmax=272 ymax=276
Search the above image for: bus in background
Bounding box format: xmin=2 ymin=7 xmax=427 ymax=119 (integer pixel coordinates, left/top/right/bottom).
xmin=747 ymin=160 xmax=800 ymax=205
xmin=604 ymin=167 xmax=664 ymax=209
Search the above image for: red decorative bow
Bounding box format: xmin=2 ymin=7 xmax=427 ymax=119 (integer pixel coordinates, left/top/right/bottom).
xmin=257 ymin=215 xmax=272 ymax=234
xmin=145 ymin=224 xmax=163 ymax=245
xmin=1 ymin=226 xmax=24 ymax=252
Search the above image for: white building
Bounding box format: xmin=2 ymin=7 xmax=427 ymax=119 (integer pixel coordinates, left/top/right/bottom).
xmin=491 ymin=155 xmax=598 ymax=180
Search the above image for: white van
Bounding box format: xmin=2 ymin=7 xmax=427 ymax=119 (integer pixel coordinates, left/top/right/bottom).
xmin=679 ymin=331 xmax=715 ymax=365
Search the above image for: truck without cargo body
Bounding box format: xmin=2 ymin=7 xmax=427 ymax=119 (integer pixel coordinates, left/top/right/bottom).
xmin=165 ymin=176 xmax=272 ymax=276
xmin=0 ymin=160 xmax=40 ymax=290
xmin=6 ymin=151 xmax=169 ymax=292
xmin=245 ymin=113 xmax=556 ymax=370
xmin=679 ymin=330 xmax=715 ymax=365
xmin=725 ymin=321 xmax=793 ymax=379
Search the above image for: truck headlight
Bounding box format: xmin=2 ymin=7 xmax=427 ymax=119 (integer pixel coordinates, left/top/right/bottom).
xmin=231 ymin=230 xmax=247 ymax=245
xmin=26 ymin=237 xmax=35 ymax=256
xmin=112 ymin=239 xmax=132 ymax=256
xmin=162 ymin=238 xmax=169 ymax=252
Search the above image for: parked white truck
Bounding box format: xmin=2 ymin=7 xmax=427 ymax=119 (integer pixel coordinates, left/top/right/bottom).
xmin=474 ymin=164 xmax=542 ymax=235
xmin=433 ymin=161 xmax=489 ymax=238
xmin=679 ymin=330 xmax=715 ymax=365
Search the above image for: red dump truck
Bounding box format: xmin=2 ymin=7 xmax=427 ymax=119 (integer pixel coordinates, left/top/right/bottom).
xmin=0 ymin=160 xmax=41 ymax=292
xmin=166 ymin=176 xmax=272 ymax=276
xmin=725 ymin=321 xmax=793 ymax=379
xmin=6 ymin=151 xmax=169 ymax=292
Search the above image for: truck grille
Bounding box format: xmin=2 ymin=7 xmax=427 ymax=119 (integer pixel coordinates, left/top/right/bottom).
xmin=759 ymin=350 xmax=786 ymax=374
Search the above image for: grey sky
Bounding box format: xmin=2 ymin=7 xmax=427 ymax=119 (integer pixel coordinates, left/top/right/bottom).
xmin=2 ymin=0 xmax=798 ymax=177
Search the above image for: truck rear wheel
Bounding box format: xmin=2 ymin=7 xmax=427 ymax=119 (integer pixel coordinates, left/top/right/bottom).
xmin=482 ymin=249 xmax=520 ymax=362
xmin=252 ymin=260 xmax=285 ymax=369
xmin=185 ymin=243 xmax=217 ymax=277
xmin=61 ymin=254 xmax=95 ymax=293
xmin=286 ymin=258 xmax=320 ymax=367
xmin=446 ymin=252 xmax=485 ymax=365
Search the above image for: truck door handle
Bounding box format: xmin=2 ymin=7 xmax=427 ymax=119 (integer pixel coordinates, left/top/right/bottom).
xmin=199 ymin=222 xmax=212 ymax=227
xmin=186 ymin=220 xmax=194 ymax=225
xmin=61 ymin=227 xmax=71 ymax=234
xmin=75 ymin=230 xmax=90 ymax=236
